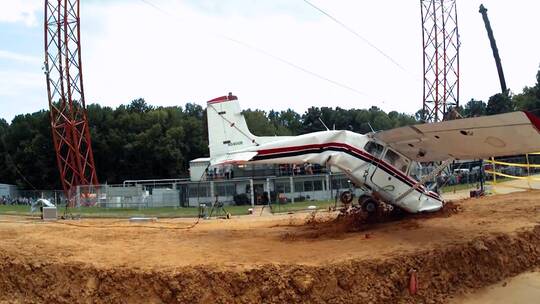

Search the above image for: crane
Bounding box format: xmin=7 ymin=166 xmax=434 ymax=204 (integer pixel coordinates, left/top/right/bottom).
xmin=479 ymin=4 xmax=507 ymax=94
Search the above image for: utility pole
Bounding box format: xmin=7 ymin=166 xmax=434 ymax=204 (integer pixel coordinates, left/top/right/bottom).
xmin=479 ymin=4 xmax=507 ymax=94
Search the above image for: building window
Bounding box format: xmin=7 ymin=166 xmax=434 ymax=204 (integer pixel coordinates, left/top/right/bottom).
xmin=189 ymin=184 xmax=209 ymax=197
xmin=215 ymin=183 xmax=235 ymax=196
xmin=275 ymin=182 xmax=291 ymax=193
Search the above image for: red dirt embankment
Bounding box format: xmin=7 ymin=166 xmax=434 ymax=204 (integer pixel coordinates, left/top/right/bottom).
xmin=0 ymin=191 xmax=539 ymax=303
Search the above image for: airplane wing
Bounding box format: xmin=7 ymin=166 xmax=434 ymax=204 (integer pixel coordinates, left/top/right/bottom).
xmin=373 ymin=111 xmax=540 ymax=162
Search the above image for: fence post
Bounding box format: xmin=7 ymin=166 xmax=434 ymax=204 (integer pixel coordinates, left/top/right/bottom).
xmin=491 ymin=157 xmax=497 ymax=194
xmin=210 ymin=181 xmax=215 ymax=200
xmin=526 ymin=153 xmax=532 ymax=189
xmin=266 ymin=178 xmax=271 ymax=204
xmin=325 ymin=174 xmax=331 ymax=200
xmin=250 ymin=179 xmax=254 ymax=207
xmin=76 ymin=185 xmax=80 ymax=209
xmin=289 ymin=176 xmax=295 ymax=203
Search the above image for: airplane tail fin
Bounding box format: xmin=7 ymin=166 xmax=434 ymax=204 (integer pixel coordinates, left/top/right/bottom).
xmin=206 ymin=93 xmax=261 ymax=162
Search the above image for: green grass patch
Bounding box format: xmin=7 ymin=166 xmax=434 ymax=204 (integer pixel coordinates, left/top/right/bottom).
xmin=0 ymin=200 xmax=335 ymax=218
xmin=0 ymin=205 xmax=32 ymax=215
xmin=440 ymin=177 xmax=514 ymax=193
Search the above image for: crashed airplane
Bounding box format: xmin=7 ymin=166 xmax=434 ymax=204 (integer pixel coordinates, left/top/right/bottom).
xmin=206 ymin=93 xmax=540 ymax=215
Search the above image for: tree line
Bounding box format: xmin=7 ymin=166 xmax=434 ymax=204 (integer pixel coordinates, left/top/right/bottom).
xmin=0 ymin=68 xmax=538 ymax=190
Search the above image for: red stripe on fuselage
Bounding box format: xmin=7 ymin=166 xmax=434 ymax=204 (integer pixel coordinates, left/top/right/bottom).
xmin=257 ymin=142 xmax=440 ymax=200
xmin=258 ymin=142 xmax=418 ymax=186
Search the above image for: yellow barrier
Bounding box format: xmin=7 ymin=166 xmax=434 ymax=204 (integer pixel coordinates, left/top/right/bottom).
xmin=484 ymin=153 xmax=540 ymax=192
xmin=485 ymin=170 xmax=540 ymax=181
xmin=484 ymin=159 xmax=540 ymax=168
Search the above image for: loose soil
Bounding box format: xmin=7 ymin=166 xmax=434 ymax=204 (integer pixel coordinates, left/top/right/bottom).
xmin=1 ymin=191 xmax=540 ymax=303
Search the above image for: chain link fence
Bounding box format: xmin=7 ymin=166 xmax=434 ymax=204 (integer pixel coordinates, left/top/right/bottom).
xmin=70 ymin=173 xmax=363 ymax=217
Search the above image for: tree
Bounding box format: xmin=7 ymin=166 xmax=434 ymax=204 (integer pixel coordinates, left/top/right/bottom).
xmin=463 ymin=99 xmax=487 ymax=117
xmin=242 ymin=109 xmax=277 ymax=136
xmin=414 ymin=109 xmax=428 ymax=122
xmin=486 ymin=93 xmax=513 ymax=115
xmin=0 ymin=100 xmax=423 ymax=188
xmin=513 ymin=67 xmax=540 ymax=112
xmin=128 ymin=98 xmax=152 ymax=113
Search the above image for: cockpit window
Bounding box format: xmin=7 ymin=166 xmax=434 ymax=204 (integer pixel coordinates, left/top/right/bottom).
xmin=383 ymin=149 xmax=410 ymax=174
xmin=364 ymin=141 xmax=384 ymax=158
xmin=408 ymin=161 xmax=422 ymax=181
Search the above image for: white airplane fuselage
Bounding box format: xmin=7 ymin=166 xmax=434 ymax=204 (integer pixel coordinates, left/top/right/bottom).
xmin=240 ymin=130 xmax=444 ymax=213
xmin=206 ymin=94 xmax=444 ymax=213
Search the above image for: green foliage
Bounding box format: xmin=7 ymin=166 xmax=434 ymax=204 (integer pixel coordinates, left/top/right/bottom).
xmin=513 ymin=67 xmax=540 ymax=112
xmin=486 ymin=92 xmax=513 ymax=115
xmin=463 ymin=99 xmax=487 ymax=117
xmin=242 ymin=109 xmax=278 ymax=136
xmin=0 ymin=99 xmax=419 ymax=189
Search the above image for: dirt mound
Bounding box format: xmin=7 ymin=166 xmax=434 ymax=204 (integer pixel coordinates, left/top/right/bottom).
xmin=280 ymin=201 xmax=463 ymax=241
xmin=1 ymin=225 xmax=538 ymax=304
xmin=1 ymin=191 xmax=540 ymax=303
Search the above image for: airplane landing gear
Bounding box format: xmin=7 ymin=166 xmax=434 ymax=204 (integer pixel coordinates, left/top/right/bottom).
xmin=337 ymin=193 xmax=404 ymax=225
xmin=359 ymin=195 xmax=378 ymax=214
xmin=339 ymin=191 xmax=354 ymax=205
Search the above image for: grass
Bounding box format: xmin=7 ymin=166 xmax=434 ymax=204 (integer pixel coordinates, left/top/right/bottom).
xmin=0 ymin=200 xmax=336 ymax=218
xmin=440 ymin=183 xmax=479 ymax=193
xmin=439 ymin=177 xmax=514 ymax=193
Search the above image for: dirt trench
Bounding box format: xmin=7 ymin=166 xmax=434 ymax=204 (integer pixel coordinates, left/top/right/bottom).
xmin=1 ymin=225 xmax=538 ymax=304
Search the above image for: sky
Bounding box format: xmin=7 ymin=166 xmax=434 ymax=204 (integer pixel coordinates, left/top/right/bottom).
xmin=0 ymin=0 xmax=539 ymax=122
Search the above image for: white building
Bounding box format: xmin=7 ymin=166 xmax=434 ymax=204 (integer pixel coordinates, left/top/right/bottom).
xmin=0 ymin=183 xmax=19 ymax=198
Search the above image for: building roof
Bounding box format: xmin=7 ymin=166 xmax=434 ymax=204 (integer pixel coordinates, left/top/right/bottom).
xmin=190 ymin=157 xmax=210 ymax=163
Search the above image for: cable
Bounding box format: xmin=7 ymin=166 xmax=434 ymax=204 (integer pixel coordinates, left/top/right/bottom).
xmin=50 ymin=218 xmax=200 ymax=230
xmin=219 ymin=36 xmax=368 ymax=97
xmin=302 ymin=0 xmax=408 ymax=73
xmin=138 ymin=0 xmax=369 ymax=99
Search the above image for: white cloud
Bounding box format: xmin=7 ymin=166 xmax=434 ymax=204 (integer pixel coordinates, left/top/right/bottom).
xmin=2 ymin=0 xmax=539 ymax=122
xmin=0 ymin=70 xmax=43 ymax=96
xmin=0 ymin=0 xmax=41 ymax=27
xmin=0 ymin=70 xmax=44 ymax=121
xmin=81 ymin=0 xmax=422 ymax=114
xmin=0 ymin=49 xmax=41 ymax=64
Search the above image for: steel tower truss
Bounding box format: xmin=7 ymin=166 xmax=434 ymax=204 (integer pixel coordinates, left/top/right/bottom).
xmin=44 ymin=0 xmax=98 ymax=205
xmin=420 ymin=0 xmax=460 ymax=122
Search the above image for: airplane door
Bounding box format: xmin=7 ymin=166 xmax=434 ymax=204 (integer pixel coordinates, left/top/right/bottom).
xmin=370 ymin=148 xmax=411 ymax=200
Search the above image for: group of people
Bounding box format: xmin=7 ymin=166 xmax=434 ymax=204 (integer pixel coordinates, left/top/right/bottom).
xmin=279 ymin=163 xmax=321 ymax=176
xmin=205 ymin=162 xmax=323 ymax=181
xmin=0 ymin=196 xmax=34 ymax=205
xmin=205 ymin=166 xmax=235 ymax=180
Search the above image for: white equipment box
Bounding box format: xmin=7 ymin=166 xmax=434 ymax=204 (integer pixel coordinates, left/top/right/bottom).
xmin=42 ymin=206 xmax=57 ymax=221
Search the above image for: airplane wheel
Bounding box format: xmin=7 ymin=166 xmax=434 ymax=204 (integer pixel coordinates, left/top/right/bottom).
xmin=357 ymin=195 xmax=372 ymax=206
xmin=361 ymin=198 xmax=379 ymax=215
xmin=340 ymin=191 xmax=353 ymax=204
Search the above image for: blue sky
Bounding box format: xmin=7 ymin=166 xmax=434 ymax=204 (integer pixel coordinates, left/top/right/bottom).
xmin=1 ymin=0 xmax=539 ymax=122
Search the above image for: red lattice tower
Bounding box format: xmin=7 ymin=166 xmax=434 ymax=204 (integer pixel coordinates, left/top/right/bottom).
xmin=420 ymin=0 xmax=460 ymax=122
xmin=44 ymin=0 xmax=98 ymax=205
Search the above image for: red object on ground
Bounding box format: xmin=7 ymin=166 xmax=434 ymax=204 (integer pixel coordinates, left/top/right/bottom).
xmin=409 ymin=270 xmax=418 ymax=295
